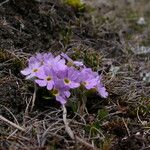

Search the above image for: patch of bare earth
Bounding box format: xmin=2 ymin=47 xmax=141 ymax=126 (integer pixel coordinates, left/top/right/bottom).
xmin=0 ymin=0 xmax=149 ymax=150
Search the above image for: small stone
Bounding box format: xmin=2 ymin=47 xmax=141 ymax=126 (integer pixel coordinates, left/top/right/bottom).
xmin=137 ymin=17 xmax=146 ymax=25
xmin=135 ymin=132 xmax=140 ymax=135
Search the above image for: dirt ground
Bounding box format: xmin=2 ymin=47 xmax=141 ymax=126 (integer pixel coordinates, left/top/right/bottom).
xmin=0 ymin=0 xmax=150 ymax=150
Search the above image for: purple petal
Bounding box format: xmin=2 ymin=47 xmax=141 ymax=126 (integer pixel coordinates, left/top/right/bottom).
xmin=43 ymin=66 xmax=52 ymax=76
xmin=26 ymin=73 xmax=36 ymax=79
xmin=21 ymin=68 xmax=31 ymax=75
xmin=34 ymin=62 xmax=41 ymax=68
xmin=85 ymin=78 xmax=98 ymax=89
xmin=47 ymin=82 xmax=53 ymax=90
xmin=97 ymin=85 xmax=108 ymax=98
xmin=56 ymin=95 xmax=66 ymax=104
xmin=28 ymin=56 xmax=37 ymax=64
xmin=57 ymin=62 xmax=67 ymax=70
xmin=58 ymin=69 xmax=67 ymax=78
xmin=35 ymin=80 xmax=47 ymax=87
xmin=55 ymin=79 xmax=70 ymax=91
xmin=69 ymin=82 xmax=80 ymax=88
xmin=54 ymin=55 xmax=61 ymax=61
xmin=68 ymin=67 xmax=80 ymax=81
xmin=43 ymin=53 xmax=53 ymax=62
xmin=61 ymin=53 xmax=72 ymax=62
xmin=36 ymin=68 xmax=46 ymax=79
xmin=52 ymin=62 xmax=66 ymax=72
xmin=36 ymin=53 xmax=43 ymax=60
xmin=63 ymin=91 xmax=71 ymax=98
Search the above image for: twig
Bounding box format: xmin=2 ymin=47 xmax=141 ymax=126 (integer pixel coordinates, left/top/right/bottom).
xmin=0 ymin=0 xmax=9 ymax=6
xmin=62 ymin=105 xmax=74 ymax=139
xmin=24 ymin=97 xmax=32 ymax=119
xmin=0 ymin=115 xmax=25 ymax=132
xmin=62 ymin=105 xmax=97 ymax=150
xmin=137 ymin=107 xmax=144 ymax=125
xmin=7 ymin=129 xmax=18 ymax=140
xmin=122 ymin=118 xmax=130 ymax=136
xmin=41 ymin=120 xmax=62 ymax=146
xmin=3 ymin=106 xmax=19 ymax=125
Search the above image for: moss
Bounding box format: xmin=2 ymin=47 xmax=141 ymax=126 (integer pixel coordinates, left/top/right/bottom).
xmin=0 ymin=51 xmax=6 ymax=62
xmin=64 ymin=0 xmax=85 ymax=11
xmin=59 ymin=26 xmax=73 ymax=46
xmin=0 ymin=50 xmax=25 ymax=76
xmin=69 ymin=47 xmax=103 ymax=70
xmin=11 ymin=58 xmax=24 ymax=75
xmin=100 ymin=137 xmax=113 ymax=150
xmin=0 ymin=50 xmax=11 ymax=63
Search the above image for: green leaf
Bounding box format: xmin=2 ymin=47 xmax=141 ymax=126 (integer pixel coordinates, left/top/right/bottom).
xmin=42 ymin=96 xmax=53 ymax=100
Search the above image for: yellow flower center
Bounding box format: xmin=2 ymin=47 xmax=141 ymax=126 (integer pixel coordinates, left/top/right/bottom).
xmin=64 ymin=78 xmax=71 ymax=84
xmin=46 ymin=76 xmax=52 ymax=81
xmin=52 ymin=89 xmax=59 ymax=96
xmin=33 ymin=69 xmax=38 ymax=72
xmin=82 ymin=81 xmax=88 ymax=86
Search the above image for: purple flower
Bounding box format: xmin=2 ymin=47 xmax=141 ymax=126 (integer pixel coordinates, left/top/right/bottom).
xmin=57 ymin=67 xmax=80 ymax=89
xmin=21 ymin=62 xmax=41 ymax=79
xmin=53 ymin=89 xmax=71 ymax=104
xmin=96 ymin=83 xmax=108 ymax=98
xmin=28 ymin=53 xmax=43 ymax=65
xmin=35 ymin=66 xmax=56 ymax=90
xmin=46 ymin=55 xmax=67 ymax=71
xmin=79 ymin=68 xmax=108 ymax=98
xmin=79 ymin=68 xmax=99 ymax=89
xmin=29 ymin=53 xmax=53 ymax=65
xmin=61 ymin=53 xmax=84 ymax=67
xmin=21 ymin=52 xmax=109 ymax=105
xmin=52 ymin=80 xmax=71 ymax=104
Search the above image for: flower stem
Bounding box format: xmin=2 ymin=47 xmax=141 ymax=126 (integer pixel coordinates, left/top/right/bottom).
xmin=62 ymin=105 xmax=97 ymax=150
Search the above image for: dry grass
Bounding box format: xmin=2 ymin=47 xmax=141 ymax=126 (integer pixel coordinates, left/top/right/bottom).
xmin=0 ymin=0 xmax=150 ymax=150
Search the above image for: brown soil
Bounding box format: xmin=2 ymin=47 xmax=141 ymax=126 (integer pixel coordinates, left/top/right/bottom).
xmin=0 ymin=0 xmax=150 ymax=150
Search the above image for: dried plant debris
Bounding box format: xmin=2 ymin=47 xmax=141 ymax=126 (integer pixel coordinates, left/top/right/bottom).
xmin=0 ymin=0 xmax=150 ymax=150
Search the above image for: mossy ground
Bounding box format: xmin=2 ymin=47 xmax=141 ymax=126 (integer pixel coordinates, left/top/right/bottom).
xmin=0 ymin=0 xmax=149 ymax=150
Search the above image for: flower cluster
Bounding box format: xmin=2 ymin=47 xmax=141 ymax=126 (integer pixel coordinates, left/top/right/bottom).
xmin=21 ymin=53 xmax=108 ymax=104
